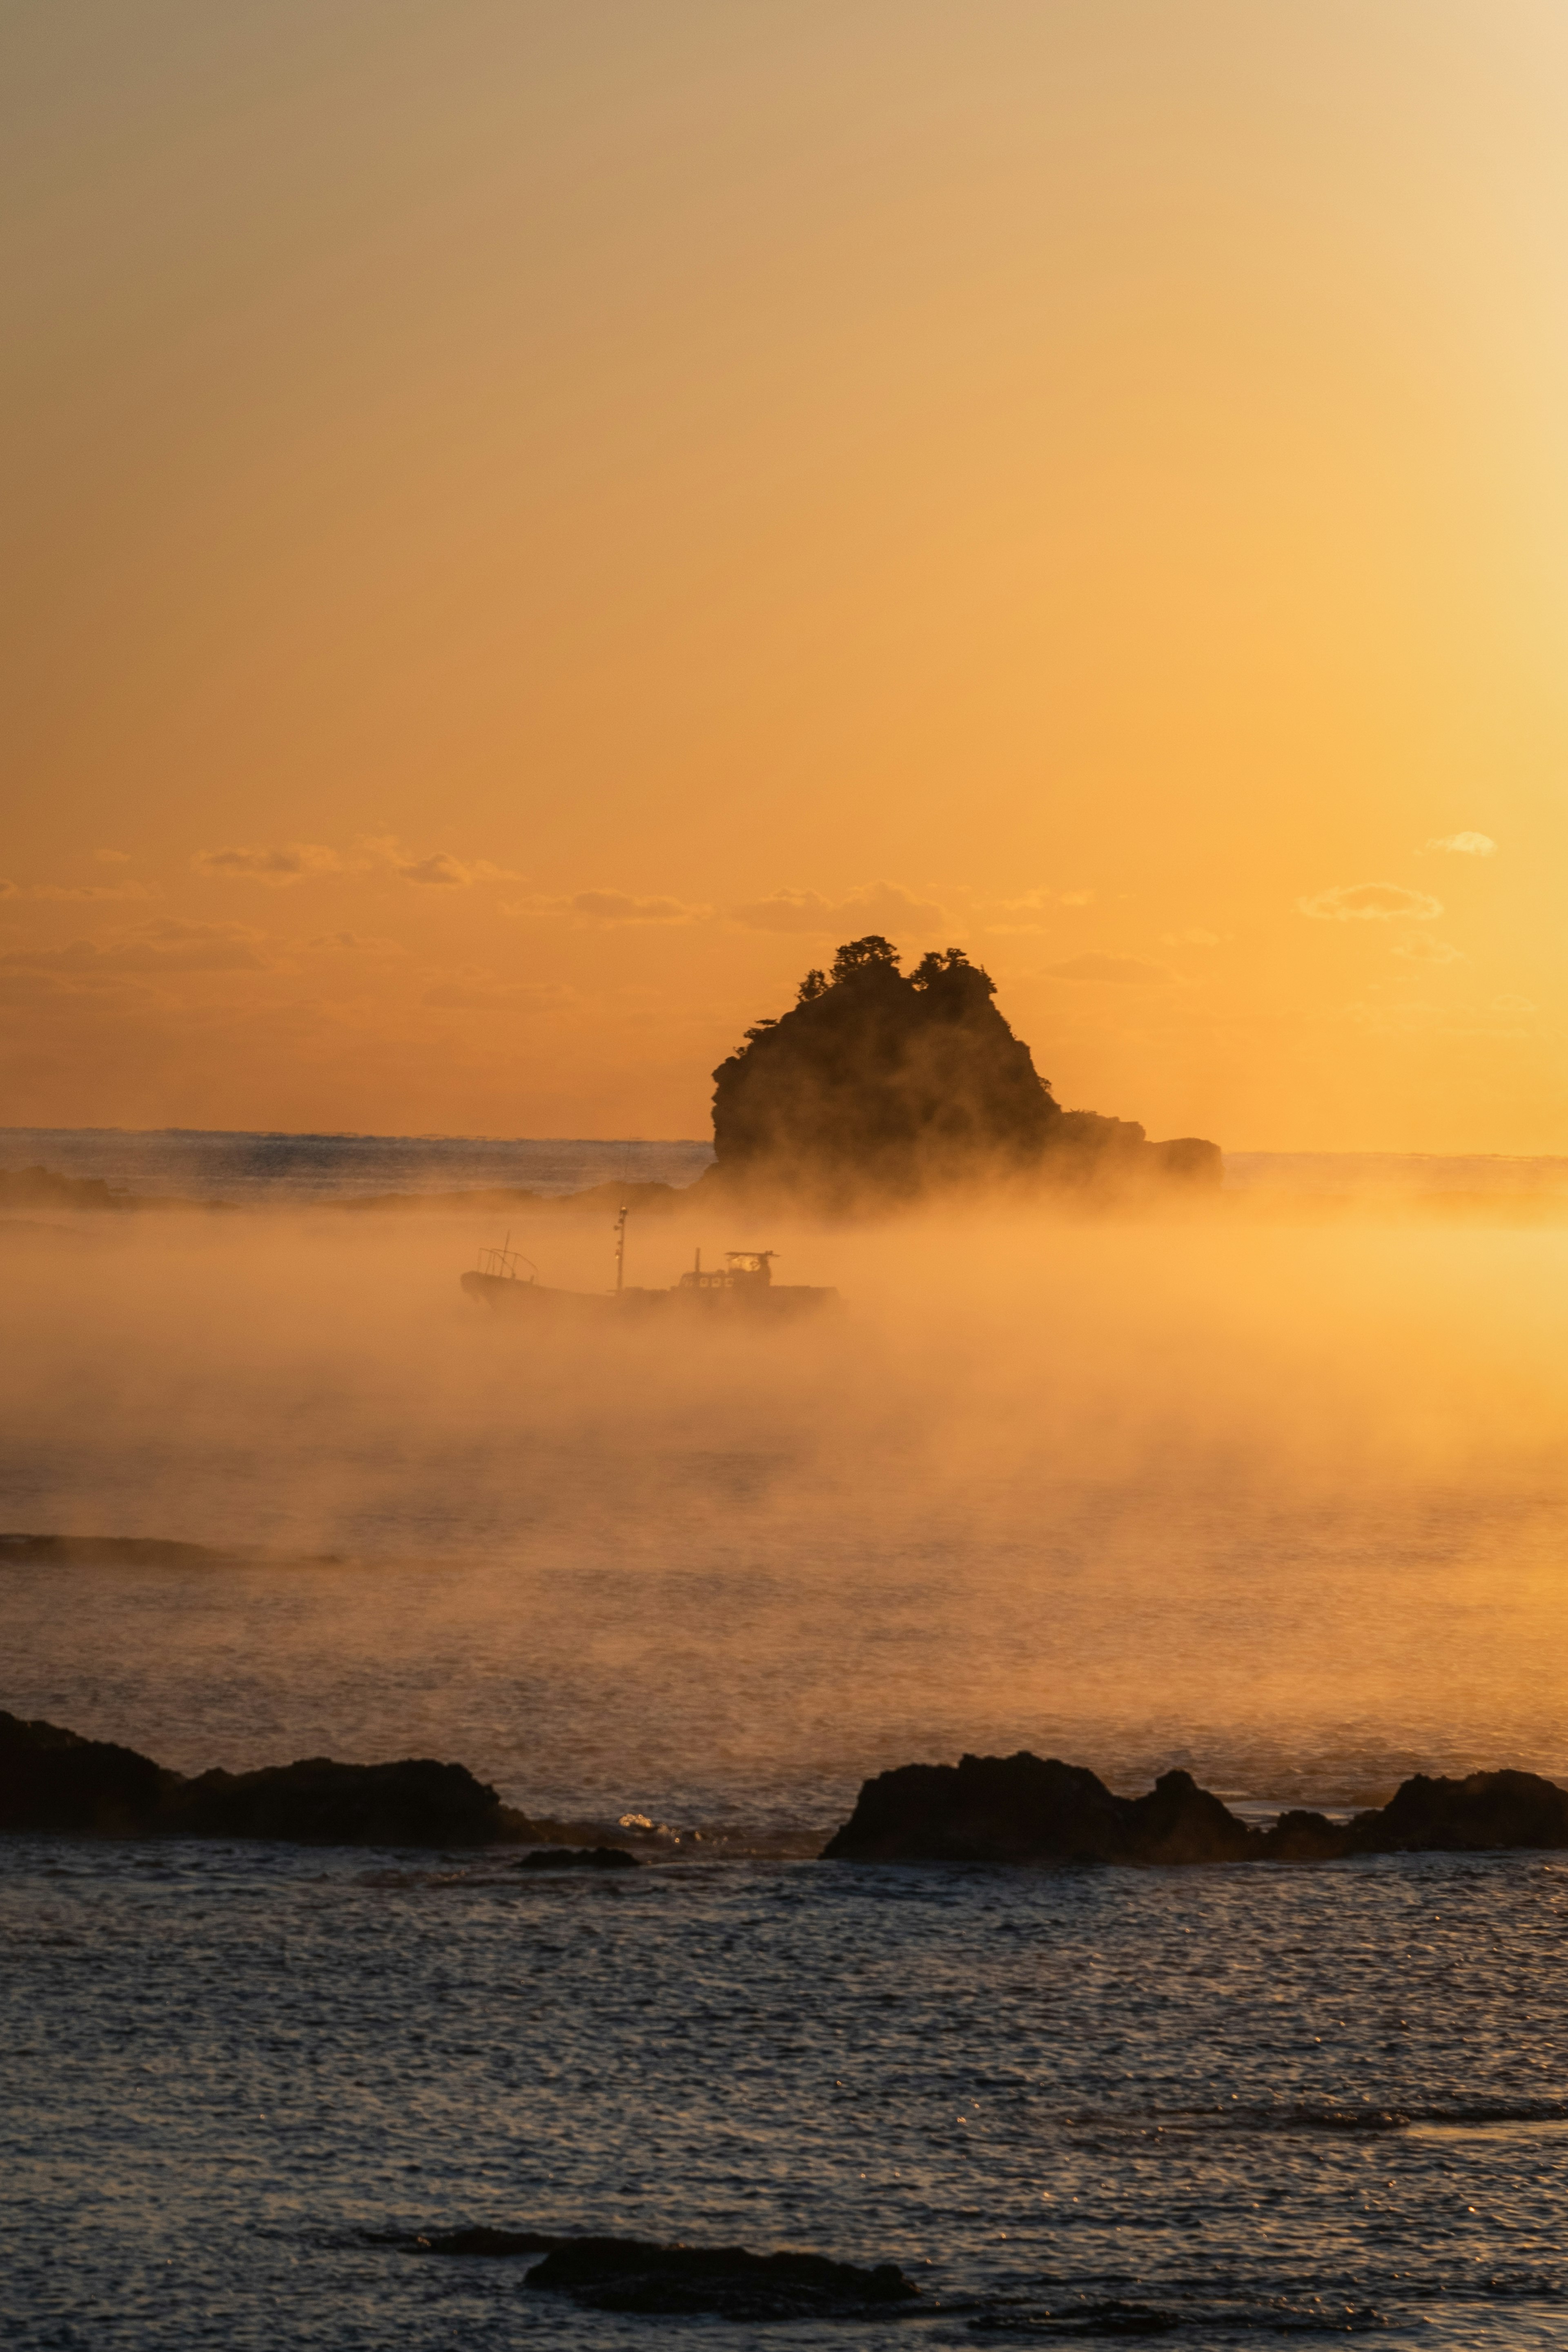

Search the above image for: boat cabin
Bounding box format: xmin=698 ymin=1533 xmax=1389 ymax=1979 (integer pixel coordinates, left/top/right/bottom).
xmin=677 ymin=1248 xmax=777 ymax=1292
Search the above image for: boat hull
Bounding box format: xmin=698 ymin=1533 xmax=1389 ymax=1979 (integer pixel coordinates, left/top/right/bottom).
xmin=460 ymin=1271 xmax=837 ymax=1321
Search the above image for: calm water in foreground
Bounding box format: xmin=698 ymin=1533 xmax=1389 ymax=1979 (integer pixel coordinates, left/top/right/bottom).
xmin=5 ymin=1839 xmax=1567 ymax=2347
xmin=6 ymin=1137 xmax=1568 ymax=2344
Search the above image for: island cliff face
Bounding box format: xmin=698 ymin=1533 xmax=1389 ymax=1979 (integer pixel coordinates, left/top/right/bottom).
xmin=707 ymin=936 xmax=1218 ymax=1205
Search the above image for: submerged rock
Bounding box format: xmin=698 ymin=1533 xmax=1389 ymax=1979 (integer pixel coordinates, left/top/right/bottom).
xmin=521 ymin=2236 xmax=918 ymax=2319
xmin=0 ymin=1532 xmax=230 ymax=1569
xmin=822 ymin=1750 xmax=1568 ymax=1868
xmin=416 ymin=2226 xmax=558 ymax=2256
xmin=512 ymin=1844 xmax=641 ymax=1870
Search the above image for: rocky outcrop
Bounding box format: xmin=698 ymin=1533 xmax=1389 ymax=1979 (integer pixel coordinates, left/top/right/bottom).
xmin=0 ymin=1711 xmax=540 ymax=1847
xmin=1344 ymin=1768 xmax=1568 ymax=1855
xmin=0 ymin=1710 xmax=177 ymax=1836
xmin=171 ymin=1756 xmax=514 ymax=1846
xmin=706 ymin=937 xmax=1219 ymax=1206
xmin=522 ymin=2238 xmax=918 ymax=2320
xmin=820 ymin=1754 xmax=1252 ymax=1866
xmin=822 ymin=1749 xmax=1568 ymax=1867
xmin=401 ymin=2229 xmax=917 ymax=2319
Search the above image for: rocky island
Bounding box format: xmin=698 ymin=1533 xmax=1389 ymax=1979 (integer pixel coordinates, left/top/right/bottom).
xmin=702 ymin=934 xmax=1218 ymax=1207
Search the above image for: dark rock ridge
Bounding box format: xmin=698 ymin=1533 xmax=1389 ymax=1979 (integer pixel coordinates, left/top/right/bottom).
xmin=705 ymin=936 xmax=1220 ymax=1206
xmin=0 ymin=1710 xmax=614 ymax=1850
xmin=821 ymin=1750 xmax=1568 ymax=1866
xmin=403 ymin=2229 xmax=917 ymax=2320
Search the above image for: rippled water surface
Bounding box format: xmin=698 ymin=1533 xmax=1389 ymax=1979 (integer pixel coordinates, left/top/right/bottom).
xmin=6 ymin=1841 xmax=1568 ymax=2347
xmin=6 ymin=1195 xmax=1568 ymax=2342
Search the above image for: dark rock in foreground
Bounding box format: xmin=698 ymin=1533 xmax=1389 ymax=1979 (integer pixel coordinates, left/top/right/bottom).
xmin=821 ymin=1755 xmax=1253 ymax=1866
xmin=822 ymin=1750 xmax=1568 ymax=1867
xmin=0 ymin=1711 xmax=538 ymax=1847
xmin=512 ymin=1844 xmax=640 ymax=1870
xmin=524 ymin=2237 xmax=918 ymax=2320
xmin=173 ymin=1756 xmax=511 ymax=1846
xmin=0 ymin=1710 xmax=176 ymax=1837
xmin=401 ymin=2227 xmax=917 ymax=2319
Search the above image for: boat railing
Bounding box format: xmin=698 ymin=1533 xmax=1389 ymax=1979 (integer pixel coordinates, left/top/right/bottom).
xmin=476 ymin=1237 xmax=535 ymax=1283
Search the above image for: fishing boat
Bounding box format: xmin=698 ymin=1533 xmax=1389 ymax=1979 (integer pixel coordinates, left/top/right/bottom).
xmin=460 ymin=1207 xmax=839 ymax=1322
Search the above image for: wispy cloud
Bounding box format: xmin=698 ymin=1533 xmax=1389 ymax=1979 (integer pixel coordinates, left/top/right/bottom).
xmin=992 ymin=887 xmax=1094 ymax=914
xmin=307 ymin=931 xmax=407 ymax=955
xmin=978 ymin=887 xmax=1094 ymax=935
xmin=362 ymin=837 xmax=521 ymax=887
xmin=1160 ymin=927 xmax=1221 ymax=947
xmin=1 ymin=919 xmax=271 ymax=977
xmin=1393 ymin=935 xmax=1464 ymax=964
xmin=1426 ymin=832 xmax=1496 ymax=856
xmin=194 ymin=843 xmax=343 ymax=885
xmin=1299 ymin=883 xmax=1443 ymax=921
xmin=95 ymin=849 xmax=132 ymax=865
xmin=505 ymin=889 xmax=711 ymax=925
xmin=392 ymin=851 xmax=474 ymax=887
xmin=1043 ymin=953 xmax=1170 ymax=985
xmin=732 ymin=880 xmax=948 ymax=936
xmin=421 ymin=971 xmax=575 ymax=1011
xmin=29 ymin=879 xmax=156 ymax=902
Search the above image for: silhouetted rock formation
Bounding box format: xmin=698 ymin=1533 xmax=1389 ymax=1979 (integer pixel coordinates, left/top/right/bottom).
xmin=399 ymin=2227 xmax=918 ymax=2319
xmin=0 ymin=1711 xmax=541 ymax=1848
xmin=1347 ymin=1769 xmax=1568 ymax=1855
xmin=821 ymin=1754 xmax=1254 ymax=1866
xmin=522 ymin=2238 xmax=918 ymax=2319
xmin=172 ymin=1757 xmax=512 ymax=1846
xmin=706 ymin=937 xmax=1219 ymax=1204
xmin=0 ymin=1710 xmax=177 ymax=1836
xmin=822 ymin=1749 xmax=1568 ymax=1867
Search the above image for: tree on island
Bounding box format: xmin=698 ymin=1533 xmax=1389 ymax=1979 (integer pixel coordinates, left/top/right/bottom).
xmin=707 ymin=936 xmax=1217 ymax=1204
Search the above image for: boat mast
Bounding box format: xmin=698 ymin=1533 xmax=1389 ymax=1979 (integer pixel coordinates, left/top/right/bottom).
xmin=614 ymin=1203 xmax=629 ymax=1293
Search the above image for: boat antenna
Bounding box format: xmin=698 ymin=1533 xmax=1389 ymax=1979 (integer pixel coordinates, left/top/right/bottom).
xmin=614 ymin=1202 xmax=629 ymax=1293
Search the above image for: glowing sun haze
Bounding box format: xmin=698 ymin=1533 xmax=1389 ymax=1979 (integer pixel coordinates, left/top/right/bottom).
xmin=6 ymin=0 xmax=1568 ymax=1149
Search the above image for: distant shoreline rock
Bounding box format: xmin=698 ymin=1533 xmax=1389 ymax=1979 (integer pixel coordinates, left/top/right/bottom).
xmin=821 ymin=1750 xmax=1568 ymax=1866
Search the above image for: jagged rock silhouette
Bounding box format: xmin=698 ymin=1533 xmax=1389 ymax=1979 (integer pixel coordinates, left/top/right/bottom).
xmin=706 ymin=936 xmax=1218 ymax=1205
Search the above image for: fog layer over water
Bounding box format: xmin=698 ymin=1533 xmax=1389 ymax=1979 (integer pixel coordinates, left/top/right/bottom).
xmin=6 ymin=1207 xmax=1568 ymax=1831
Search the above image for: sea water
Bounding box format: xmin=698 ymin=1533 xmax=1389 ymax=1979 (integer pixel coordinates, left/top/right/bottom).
xmin=4 ymin=1139 xmax=1568 ymax=2345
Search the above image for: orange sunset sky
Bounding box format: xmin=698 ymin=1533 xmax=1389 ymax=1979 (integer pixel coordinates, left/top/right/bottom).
xmin=7 ymin=0 xmax=1568 ymax=1150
